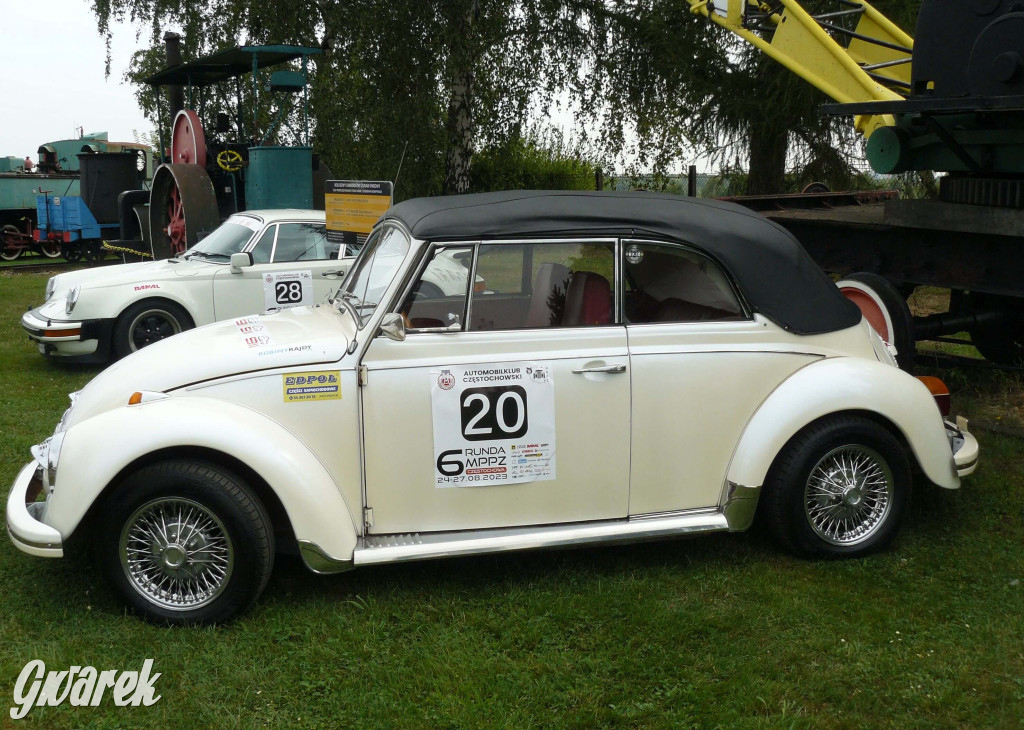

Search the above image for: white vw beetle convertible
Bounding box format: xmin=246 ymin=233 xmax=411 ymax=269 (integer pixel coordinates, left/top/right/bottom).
xmin=7 ymin=191 xmax=978 ymax=624
xmin=21 ymin=210 xmax=356 ymax=363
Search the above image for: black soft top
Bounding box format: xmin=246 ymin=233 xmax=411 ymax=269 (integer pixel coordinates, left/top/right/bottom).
xmin=383 ymin=190 xmax=861 ymax=335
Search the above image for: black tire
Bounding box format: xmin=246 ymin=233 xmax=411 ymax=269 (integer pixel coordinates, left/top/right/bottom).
xmin=113 ymin=299 xmax=194 ymax=358
xmin=763 ymin=414 xmax=912 ymax=558
xmin=63 ymin=245 xmax=83 ymax=263
xmin=98 ymin=460 xmax=274 ymax=625
xmin=836 ymin=272 xmax=916 ymax=370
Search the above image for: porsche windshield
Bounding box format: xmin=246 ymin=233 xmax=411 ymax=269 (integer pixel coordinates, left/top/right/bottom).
xmin=184 ymin=217 xmax=261 ymax=260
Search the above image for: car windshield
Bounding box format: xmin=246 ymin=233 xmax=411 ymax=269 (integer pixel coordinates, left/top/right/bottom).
xmin=184 ymin=217 xmax=261 ymax=260
xmin=341 ymin=224 xmax=411 ymax=327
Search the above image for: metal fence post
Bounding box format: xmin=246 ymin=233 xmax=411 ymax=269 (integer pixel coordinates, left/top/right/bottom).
xmin=595 ymin=168 xmax=604 ymax=192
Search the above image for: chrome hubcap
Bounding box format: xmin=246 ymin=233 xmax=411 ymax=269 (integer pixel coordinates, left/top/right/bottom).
xmin=120 ymin=498 xmax=233 ymax=610
xmin=804 ymin=445 xmax=892 ymax=546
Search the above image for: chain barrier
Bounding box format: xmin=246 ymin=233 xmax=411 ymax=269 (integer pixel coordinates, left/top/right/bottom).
xmin=101 ymin=241 xmax=153 ymax=259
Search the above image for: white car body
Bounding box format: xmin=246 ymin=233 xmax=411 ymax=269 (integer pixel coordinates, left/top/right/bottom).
xmin=21 ymin=210 xmax=355 ymax=363
xmin=7 ymin=191 xmax=979 ymax=624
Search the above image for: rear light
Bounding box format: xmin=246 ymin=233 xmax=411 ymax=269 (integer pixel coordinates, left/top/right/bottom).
xmin=916 ymin=375 xmax=950 ymax=417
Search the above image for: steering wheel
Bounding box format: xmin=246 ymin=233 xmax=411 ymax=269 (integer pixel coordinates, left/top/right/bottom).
xmin=216 ymin=149 xmax=244 ymax=172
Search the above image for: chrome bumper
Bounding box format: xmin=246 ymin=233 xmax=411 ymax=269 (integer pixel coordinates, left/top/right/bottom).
xmin=948 ymin=417 xmax=979 ymax=478
xmin=6 ymin=462 xmax=63 ymax=558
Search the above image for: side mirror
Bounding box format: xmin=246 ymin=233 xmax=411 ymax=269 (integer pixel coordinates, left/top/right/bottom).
xmin=229 ymin=251 xmax=254 ymax=274
xmin=379 ymin=312 xmax=406 ymax=342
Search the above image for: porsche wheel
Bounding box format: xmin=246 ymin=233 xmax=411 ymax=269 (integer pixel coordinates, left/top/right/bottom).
xmin=113 ymin=299 xmax=194 ymax=358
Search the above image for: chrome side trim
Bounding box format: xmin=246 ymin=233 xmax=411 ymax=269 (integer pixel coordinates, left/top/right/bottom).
xmin=298 ymin=540 xmax=356 ymax=575
xmin=353 ymin=510 xmax=730 ymax=566
xmin=722 ymin=481 xmax=761 ymax=531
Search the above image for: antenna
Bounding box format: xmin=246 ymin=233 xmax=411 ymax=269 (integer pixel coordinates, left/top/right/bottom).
xmin=392 ymin=141 xmax=409 ymax=202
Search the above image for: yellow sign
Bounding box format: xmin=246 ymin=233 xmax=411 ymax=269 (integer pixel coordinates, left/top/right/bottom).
xmin=282 ymin=371 xmax=342 ymax=402
xmin=325 ymin=180 xmax=393 ymax=237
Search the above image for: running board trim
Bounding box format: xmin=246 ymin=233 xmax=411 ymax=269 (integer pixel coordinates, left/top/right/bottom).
xmin=353 ymin=510 xmax=729 ymax=566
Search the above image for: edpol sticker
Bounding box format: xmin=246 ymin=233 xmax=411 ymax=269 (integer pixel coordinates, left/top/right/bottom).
xmin=430 ymin=362 xmax=556 ymax=487
xmin=283 ymin=371 xmax=341 ymax=402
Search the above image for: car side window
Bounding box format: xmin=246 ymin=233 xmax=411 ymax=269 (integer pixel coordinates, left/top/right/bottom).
xmin=468 ymin=241 xmax=615 ymax=331
xmin=622 ymin=241 xmax=744 ymax=323
xmin=398 ymin=246 xmax=474 ymax=331
xmin=250 ymin=226 xmax=276 ymax=264
xmin=271 ymin=223 xmax=330 ymax=262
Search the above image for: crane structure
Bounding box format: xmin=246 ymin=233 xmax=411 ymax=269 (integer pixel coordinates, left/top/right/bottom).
xmin=686 ymin=0 xmax=1024 ymax=367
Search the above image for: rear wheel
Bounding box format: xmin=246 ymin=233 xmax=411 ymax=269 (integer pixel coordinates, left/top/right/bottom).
xmin=113 ymin=299 xmax=194 ymax=358
xmin=764 ymin=414 xmax=911 ymax=558
xmin=98 ymin=460 xmax=274 ymax=625
xmin=836 ymin=272 xmax=915 ymax=370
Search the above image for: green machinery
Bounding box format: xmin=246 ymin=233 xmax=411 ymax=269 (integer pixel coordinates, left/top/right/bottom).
xmin=118 ymin=41 xmax=331 ymax=260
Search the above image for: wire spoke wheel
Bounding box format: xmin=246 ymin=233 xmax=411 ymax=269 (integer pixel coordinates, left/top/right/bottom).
xmin=119 ymin=497 xmax=234 ymax=611
xmin=765 ymin=414 xmax=910 ymax=558
xmin=804 ymin=444 xmax=893 ymax=547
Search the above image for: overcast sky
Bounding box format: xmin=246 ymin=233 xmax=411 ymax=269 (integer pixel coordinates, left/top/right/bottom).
xmin=1 ymin=0 xmax=153 ymax=158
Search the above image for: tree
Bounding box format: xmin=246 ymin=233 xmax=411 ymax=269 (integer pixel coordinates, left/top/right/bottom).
xmin=92 ymin=0 xmax=921 ymax=198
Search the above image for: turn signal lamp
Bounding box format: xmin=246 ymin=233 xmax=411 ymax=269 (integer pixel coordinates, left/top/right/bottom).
xmin=916 ymin=376 xmax=951 ymax=417
xmin=128 ymin=391 xmax=169 ymax=406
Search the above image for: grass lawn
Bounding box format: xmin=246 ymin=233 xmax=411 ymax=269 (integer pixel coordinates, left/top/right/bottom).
xmin=1 ymin=270 xmax=1022 ymax=729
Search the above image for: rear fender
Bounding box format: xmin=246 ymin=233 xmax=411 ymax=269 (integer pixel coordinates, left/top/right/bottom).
xmin=46 ymin=397 xmax=359 ymax=562
xmin=726 ymin=358 xmax=959 ymax=493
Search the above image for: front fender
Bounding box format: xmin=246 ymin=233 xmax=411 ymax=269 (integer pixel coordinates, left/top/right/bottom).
xmin=726 ymin=357 xmax=959 ymax=492
xmin=46 ymin=396 xmax=359 ymax=561
xmin=79 ymin=285 xmax=211 ymax=328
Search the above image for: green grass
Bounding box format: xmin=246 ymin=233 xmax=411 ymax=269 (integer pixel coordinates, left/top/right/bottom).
xmin=1 ymin=270 xmax=1023 ymax=728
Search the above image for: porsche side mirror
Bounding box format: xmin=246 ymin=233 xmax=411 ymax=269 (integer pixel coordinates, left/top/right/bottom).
xmin=230 ymin=252 xmax=254 ymax=274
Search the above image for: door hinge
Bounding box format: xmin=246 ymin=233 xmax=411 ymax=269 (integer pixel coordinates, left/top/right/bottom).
xmin=358 ymin=365 xmax=368 ymax=386
xmin=363 ymin=507 xmax=373 ymax=528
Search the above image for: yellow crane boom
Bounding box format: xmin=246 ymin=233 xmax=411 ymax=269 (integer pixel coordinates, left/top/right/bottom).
xmin=686 ymin=0 xmax=913 ymax=136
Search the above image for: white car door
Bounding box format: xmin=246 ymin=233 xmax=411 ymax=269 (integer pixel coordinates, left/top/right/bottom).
xmin=622 ymin=239 xmax=818 ymax=514
xmin=360 ymin=240 xmax=631 ymax=535
xmin=212 ymin=221 xmax=354 ymax=320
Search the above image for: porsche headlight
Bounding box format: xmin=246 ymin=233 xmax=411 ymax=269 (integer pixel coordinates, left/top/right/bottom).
xmin=65 ymin=285 xmax=81 ymax=315
xmin=45 ymin=277 xmax=56 ymax=302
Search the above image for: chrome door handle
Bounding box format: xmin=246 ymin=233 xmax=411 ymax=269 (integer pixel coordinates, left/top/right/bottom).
xmin=572 ymin=364 xmax=627 ymax=374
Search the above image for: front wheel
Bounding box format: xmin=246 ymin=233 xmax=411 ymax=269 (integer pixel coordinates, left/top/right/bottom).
xmin=113 ymin=299 xmax=194 ymax=358
xmin=0 ymin=224 xmax=22 ymax=260
xmin=98 ymin=460 xmax=274 ymax=625
xmin=763 ymin=414 xmax=911 ymax=558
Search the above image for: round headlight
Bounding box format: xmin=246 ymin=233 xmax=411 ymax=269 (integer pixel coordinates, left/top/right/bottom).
xmin=65 ymin=285 xmax=81 ymax=315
